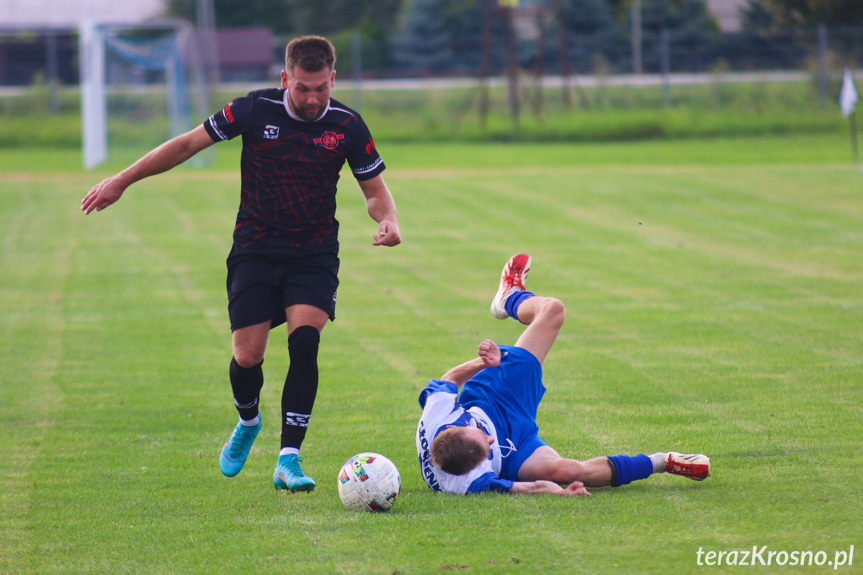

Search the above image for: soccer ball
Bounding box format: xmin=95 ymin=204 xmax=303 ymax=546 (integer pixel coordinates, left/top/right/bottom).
xmin=337 ymin=452 xmax=401 ymax=512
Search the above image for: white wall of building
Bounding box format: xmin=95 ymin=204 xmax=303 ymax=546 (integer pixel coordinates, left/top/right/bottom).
xmin=3 ymin=0 xmax=166 ymax=28
xmin=707 ymin=0 xmax=747 ymax=32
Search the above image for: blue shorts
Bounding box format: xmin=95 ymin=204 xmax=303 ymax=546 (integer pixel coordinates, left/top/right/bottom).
xmin=459 ymin=346 xmax=547 ymax=481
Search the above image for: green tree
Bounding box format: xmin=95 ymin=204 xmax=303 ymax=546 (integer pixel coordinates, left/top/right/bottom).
xmin=627 ymin=0 xmax=715 ymax=34
xmin=166 ymin=0 xmax=292 ymax=32
xmin=556 ymin=0 xmax=618 ymax=73
xmin=438 ymin=0 xmax=505 ymax=73
xmin=165 ymin=0 xmax=400 ymax=36
xmin=563 ymin=0 xmax=616 ymax=35
xmin=391 ymin=0 xmax=454 ymax=73
xmin=740 ymin=0 xmax=777 ymax=30
xmin=753 ymin=0 xmax=863 ymax=27
xmin=282 ymin=0 xmax=400 ymax=36
xmin=616 ymin=0 xmax=717 ymax=72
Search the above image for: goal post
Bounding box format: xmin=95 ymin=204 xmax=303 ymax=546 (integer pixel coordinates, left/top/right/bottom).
xmin=80 ymin=20 xmax=106 ymax=169
xmin=79 ymin=20 xmax=210 ymax=170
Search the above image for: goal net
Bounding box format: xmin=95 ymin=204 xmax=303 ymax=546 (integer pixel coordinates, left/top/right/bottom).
xmin=79 ymin=20 xmax=210 ymax=169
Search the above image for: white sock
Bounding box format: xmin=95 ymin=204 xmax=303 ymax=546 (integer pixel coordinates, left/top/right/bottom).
xmin=279 ymin=447 xmax=300 ymax=457
xmin=240 ymin=415 xmax=260 ymax=427
xmin=649 ymin=452 xmax=669 ymax=473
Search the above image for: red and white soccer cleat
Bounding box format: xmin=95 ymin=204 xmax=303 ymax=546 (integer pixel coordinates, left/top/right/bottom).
xmin=490 ymin=253 xmax=531 ymax=320
xmin=666 ymin=452 xmax=711 ymax=481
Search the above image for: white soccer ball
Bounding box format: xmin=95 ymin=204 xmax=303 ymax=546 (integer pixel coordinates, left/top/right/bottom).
xmin=337 ymin=452 xmax=401 ymax=512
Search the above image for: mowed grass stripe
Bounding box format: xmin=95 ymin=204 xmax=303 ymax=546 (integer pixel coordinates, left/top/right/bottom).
xmin=1 ymin=138 xmax=861 ymax=573
xmin=0 ymin=181 xmax=78 ymax=571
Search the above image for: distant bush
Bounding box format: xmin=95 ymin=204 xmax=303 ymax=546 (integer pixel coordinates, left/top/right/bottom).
xmin=1 ymin=78 xmax=845 ymax=149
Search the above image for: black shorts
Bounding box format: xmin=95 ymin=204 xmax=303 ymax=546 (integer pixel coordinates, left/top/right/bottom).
xmin=226 ymin=247 xmax=340 ymax=331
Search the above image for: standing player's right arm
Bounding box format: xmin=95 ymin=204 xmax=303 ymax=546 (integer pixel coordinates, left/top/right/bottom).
xmin=81 ymin=124 xmax=216 ymax=215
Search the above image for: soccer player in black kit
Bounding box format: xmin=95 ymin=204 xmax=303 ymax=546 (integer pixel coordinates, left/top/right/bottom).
xmin=82 ymin=36 xmax=401 ymax=493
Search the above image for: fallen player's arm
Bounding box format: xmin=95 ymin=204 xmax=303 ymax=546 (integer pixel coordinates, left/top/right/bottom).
xmin=509 ymin=480 xmax=591 ymax=497
xmin=440 ymin=339 xmax=501 ymax=387
xmin=440 ymin=358 xmax=488 ymax=388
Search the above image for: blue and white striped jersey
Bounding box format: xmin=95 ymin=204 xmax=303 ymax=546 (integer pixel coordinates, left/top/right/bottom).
xmin=416 ymin=380 xmax=515 ymax=494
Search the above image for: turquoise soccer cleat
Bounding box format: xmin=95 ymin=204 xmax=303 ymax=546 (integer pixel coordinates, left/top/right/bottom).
xmin=273 ymin=454 xmax=316 ymax=493
xmin=219 ymin=418 xmax=261 ymax=477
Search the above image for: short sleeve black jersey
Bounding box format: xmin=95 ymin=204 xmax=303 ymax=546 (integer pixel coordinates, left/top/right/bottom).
xmin=203 ymin=88 xmax=385 ymax=253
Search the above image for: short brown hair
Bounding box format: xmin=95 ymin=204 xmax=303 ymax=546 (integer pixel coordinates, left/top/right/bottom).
xmin=430 ymin=427 xmax=489 ymax=476
xmin=285 ymin=35 xmax=336 ymax=73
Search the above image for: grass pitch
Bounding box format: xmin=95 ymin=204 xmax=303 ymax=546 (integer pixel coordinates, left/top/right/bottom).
xmin=1 ymin=135 xmax=861 ymax=574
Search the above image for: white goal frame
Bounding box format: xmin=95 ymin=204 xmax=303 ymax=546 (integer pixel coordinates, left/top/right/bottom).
xmin=79 ymin=20 xmax=208 ymax=169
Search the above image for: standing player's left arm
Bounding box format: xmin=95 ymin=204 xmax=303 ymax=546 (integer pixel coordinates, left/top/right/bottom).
xmin=358 ymin=175 xmax=401 ymax=247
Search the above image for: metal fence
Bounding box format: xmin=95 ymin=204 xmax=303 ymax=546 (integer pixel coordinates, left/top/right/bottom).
xmin=1 ymin=25 xmax=862 ymax=88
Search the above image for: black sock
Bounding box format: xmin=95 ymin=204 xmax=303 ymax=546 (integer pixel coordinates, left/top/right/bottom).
xmin=229 ymin=357 xmax=264 ymax=421
xmin=280 ymin=326 xmax=320 ymax=450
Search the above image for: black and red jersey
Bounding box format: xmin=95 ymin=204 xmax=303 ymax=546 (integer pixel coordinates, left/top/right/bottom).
xmin=203 ymin=88 xmax=385 ymax=253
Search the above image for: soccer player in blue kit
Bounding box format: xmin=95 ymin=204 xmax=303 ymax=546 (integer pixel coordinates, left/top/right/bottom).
xmin=82 ymin=36 xmax=400 ymax=493
xmin=417 ymin=254 xmax=710 ymax=495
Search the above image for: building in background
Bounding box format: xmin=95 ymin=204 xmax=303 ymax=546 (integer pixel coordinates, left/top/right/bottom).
xmin=202 ymin=28 xmax=278 ymax=84
xmin=707 ymin=0 xmax=747 ymax=32
xmin=4 ymin=0 xmax=166 ymax=27
xmin=1 ymin=0 xmax=278 ymax=86
xmin=1 ymin=0 xmax=168 ymax=86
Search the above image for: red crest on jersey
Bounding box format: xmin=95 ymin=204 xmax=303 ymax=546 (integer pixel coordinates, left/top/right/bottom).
xmin=314 ymin=131 xmax=345 ymax=150
xmin=222 ymin=102 xmax=234 ymax=123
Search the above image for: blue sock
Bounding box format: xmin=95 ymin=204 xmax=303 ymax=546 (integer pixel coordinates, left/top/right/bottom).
xmin=607 ymin=454 xmax=654 ymax=487
xmin=504 ymin=291 xmax=536 ymax=320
